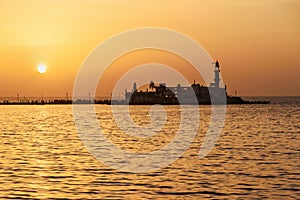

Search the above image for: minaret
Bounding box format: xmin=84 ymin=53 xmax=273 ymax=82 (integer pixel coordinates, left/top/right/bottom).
xmin=133 ymin=82 xmax=137 ymax=92
xmin=214 ymin=60 xmax=220 ymax=88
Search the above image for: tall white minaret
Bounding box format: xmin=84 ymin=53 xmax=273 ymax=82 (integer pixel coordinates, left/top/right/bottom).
xmin=214 ymin=60 xmax=220 ymax=88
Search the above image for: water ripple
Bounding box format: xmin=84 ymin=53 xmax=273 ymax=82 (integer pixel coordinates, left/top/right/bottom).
xmin=0 ymin=98 xmax=299 ymax=199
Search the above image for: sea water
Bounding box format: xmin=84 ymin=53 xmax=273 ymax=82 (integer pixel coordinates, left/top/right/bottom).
xmin=0 ymin=97 xmax=299 ymax=199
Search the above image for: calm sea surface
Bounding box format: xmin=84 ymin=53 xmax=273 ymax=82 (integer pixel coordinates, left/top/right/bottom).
xmin=0 ymin=97 xmax=299 ymax=199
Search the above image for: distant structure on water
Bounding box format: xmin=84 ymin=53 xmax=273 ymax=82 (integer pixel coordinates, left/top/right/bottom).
xmin=124 ymin=60 xmax=268 ymax=105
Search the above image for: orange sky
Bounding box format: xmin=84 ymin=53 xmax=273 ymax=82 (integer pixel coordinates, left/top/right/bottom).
xmin=0 ymin=0 xmax=299 ymax=97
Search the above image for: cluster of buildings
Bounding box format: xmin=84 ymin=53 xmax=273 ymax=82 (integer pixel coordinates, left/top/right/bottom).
xmin=124 ymin=61 xmax=231 ymax=105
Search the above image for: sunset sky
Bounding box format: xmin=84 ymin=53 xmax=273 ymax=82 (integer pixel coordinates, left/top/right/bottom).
xmin=0 ymin=0 xmax=299 ymax=97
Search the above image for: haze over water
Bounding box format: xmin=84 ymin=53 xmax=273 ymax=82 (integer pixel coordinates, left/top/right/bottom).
xmin=0 ymin=97 xmax=299 ymax=199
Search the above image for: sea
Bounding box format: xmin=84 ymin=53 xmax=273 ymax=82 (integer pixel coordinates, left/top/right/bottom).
xmin=0 ymin=96 xmax=299 ymax=199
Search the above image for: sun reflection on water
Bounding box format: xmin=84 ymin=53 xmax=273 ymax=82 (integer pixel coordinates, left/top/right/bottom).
xmin=0 ymin=99 xmax=299 ymax=198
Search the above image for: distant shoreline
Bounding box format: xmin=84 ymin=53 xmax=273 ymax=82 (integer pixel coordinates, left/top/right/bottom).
xmin=0 ymin=98 xmax=270 ymax=105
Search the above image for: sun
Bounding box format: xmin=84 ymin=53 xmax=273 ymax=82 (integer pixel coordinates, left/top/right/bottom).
xmin=37 ymin=64 xmax=47 ymax=74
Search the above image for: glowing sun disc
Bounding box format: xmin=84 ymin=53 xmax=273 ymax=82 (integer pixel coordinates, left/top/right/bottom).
xmin=37 ymin=64 xmax=47 ymax=74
